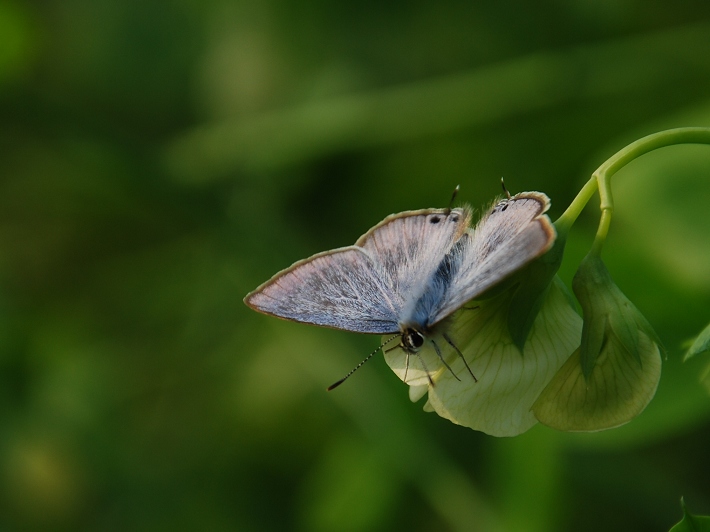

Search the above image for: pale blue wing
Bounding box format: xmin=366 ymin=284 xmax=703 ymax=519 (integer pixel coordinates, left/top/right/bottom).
xmin=245 ymin=207 xmax=472 ymax=334
xmin=356 ymin=207 xmax=471 ymax=321
xmin=427 ymin=192 xmax=556 ymax=325
xmin=245 ymin=246 xmax=401 ymax=333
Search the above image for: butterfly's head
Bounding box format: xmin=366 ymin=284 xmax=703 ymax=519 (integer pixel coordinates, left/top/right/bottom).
xmin=401 ymin=327 xmax=426 ymax=353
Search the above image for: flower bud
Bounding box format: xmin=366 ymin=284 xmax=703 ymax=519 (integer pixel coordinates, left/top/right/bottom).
xmin=533 ymin=253 xmax=662 ymax=431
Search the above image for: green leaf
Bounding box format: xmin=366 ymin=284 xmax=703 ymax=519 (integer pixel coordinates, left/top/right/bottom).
xmin=702 ymin=363 xmax=710 ymax=396
xmin=684 ymin=322 xmax=710 ymax=361
xmin=669 ymin=498 xmax=710 ymax=532
xmin=507 ymin=234 xmax=566 ymax=352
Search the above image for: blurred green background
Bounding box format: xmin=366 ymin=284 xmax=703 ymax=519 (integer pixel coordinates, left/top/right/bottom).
xmin=2 ymin=1 xmax=710 ymax=530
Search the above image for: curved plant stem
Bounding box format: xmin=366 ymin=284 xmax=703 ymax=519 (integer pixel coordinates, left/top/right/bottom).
xmin=554 ymin=176 xmax=597 ymax=236
xmin=590 ymin=209 xmax=611 ymax=257
xmin=554 ymin=127 xmax=710 ymax=248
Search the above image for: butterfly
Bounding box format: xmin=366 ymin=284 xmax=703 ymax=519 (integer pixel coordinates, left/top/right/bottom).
xmin=244 ymin=190 xmax=555 ymax=389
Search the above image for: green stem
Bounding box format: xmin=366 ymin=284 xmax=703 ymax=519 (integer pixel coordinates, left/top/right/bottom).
xmin=590 ymin=208 xmax=611 ymax=257
xmin=554 ymin=176 xmax=597 ymax=236
xmin=554 ymin=127 xmax=710 ymax=247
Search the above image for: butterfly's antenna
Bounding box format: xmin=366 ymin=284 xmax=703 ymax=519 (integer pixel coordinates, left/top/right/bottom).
xmin=447 ymin=185 xmax=461 ymax=212
xmin=443 ymin=333 xmax=477 ymax=382
xmin=431 ymin=339 xmax=460 ymax=381
xmin=383 ymin=344 xmax=400 ymax=354
xmin=500 ymin=178 xmax=512 ymax=200
xmin=327 ymin=335 xmax=400 ymax=391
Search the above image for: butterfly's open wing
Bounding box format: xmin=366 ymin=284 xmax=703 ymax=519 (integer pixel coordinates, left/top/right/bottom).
xmin=245 ymin=207 xmax=472 ymax=334
xmin=355 ymin=207 xmax=471 ymax=314
xmin=245 ymin=246 xmax=402 ymax=333
xmin=429 ymin=192 xmax=556 ymax=324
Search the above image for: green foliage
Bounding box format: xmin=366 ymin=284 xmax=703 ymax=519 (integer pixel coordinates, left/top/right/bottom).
xmin=669 ymin=499 xmax=710 ymax=532
xmin=506 ymin=234 xmax=567 ymax=352
xmin=2 ymin=1 xmax=710 ymax=531
xmin=685 ymin=322 xmax=710 ymax=360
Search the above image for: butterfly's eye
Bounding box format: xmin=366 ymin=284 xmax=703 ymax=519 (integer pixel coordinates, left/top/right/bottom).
xmin=402 ymin=328 xmax=425 ymax=351
xmin=429 ymin=216 xmax=441 ymax=224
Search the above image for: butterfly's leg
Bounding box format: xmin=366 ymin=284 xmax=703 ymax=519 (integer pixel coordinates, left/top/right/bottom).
xmin=383 ymin=341 xmax=410 ymax=382
xmin=430 ymin=339 xmax=460 ymax=381
xmin=414 ymin=352 xmax=435 ymax=387
xmin=443 ymin=333 xmax=478 ymax=382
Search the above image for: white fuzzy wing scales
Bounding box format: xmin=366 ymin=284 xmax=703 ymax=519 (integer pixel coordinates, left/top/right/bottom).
xmin=245 ymin=246 xmax=401 ymax=333
xmin=429 ymin=192 xmax=556 ymax=325
xmin=245 ymin=207 xmax=471 ymax=334
xmin=356 ymin=207 xmax=471 ymax=322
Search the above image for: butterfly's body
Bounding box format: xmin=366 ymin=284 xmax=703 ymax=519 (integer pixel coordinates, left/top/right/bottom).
xmin=245 ymin=192 xmax=556 ymax=386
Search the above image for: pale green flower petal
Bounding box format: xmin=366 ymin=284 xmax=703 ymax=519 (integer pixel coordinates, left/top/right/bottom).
xmin=384 ymin=277 xmax=582 ymax=436
xmin=533 ymin=252 xmax=664 ymax=431
xmin=533 ymin=331 xmax=661 ymax=431
xmin=408 ymin=384 xmax=429 ymax=402
xmin=572 ymin=253 xmax=662 ymax=376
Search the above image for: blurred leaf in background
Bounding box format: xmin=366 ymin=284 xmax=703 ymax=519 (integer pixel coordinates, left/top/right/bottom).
xmin=2 ymin=0 xmax=710 ymax=530
xmin=669 ymin=499 xmax=710 ymax=532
